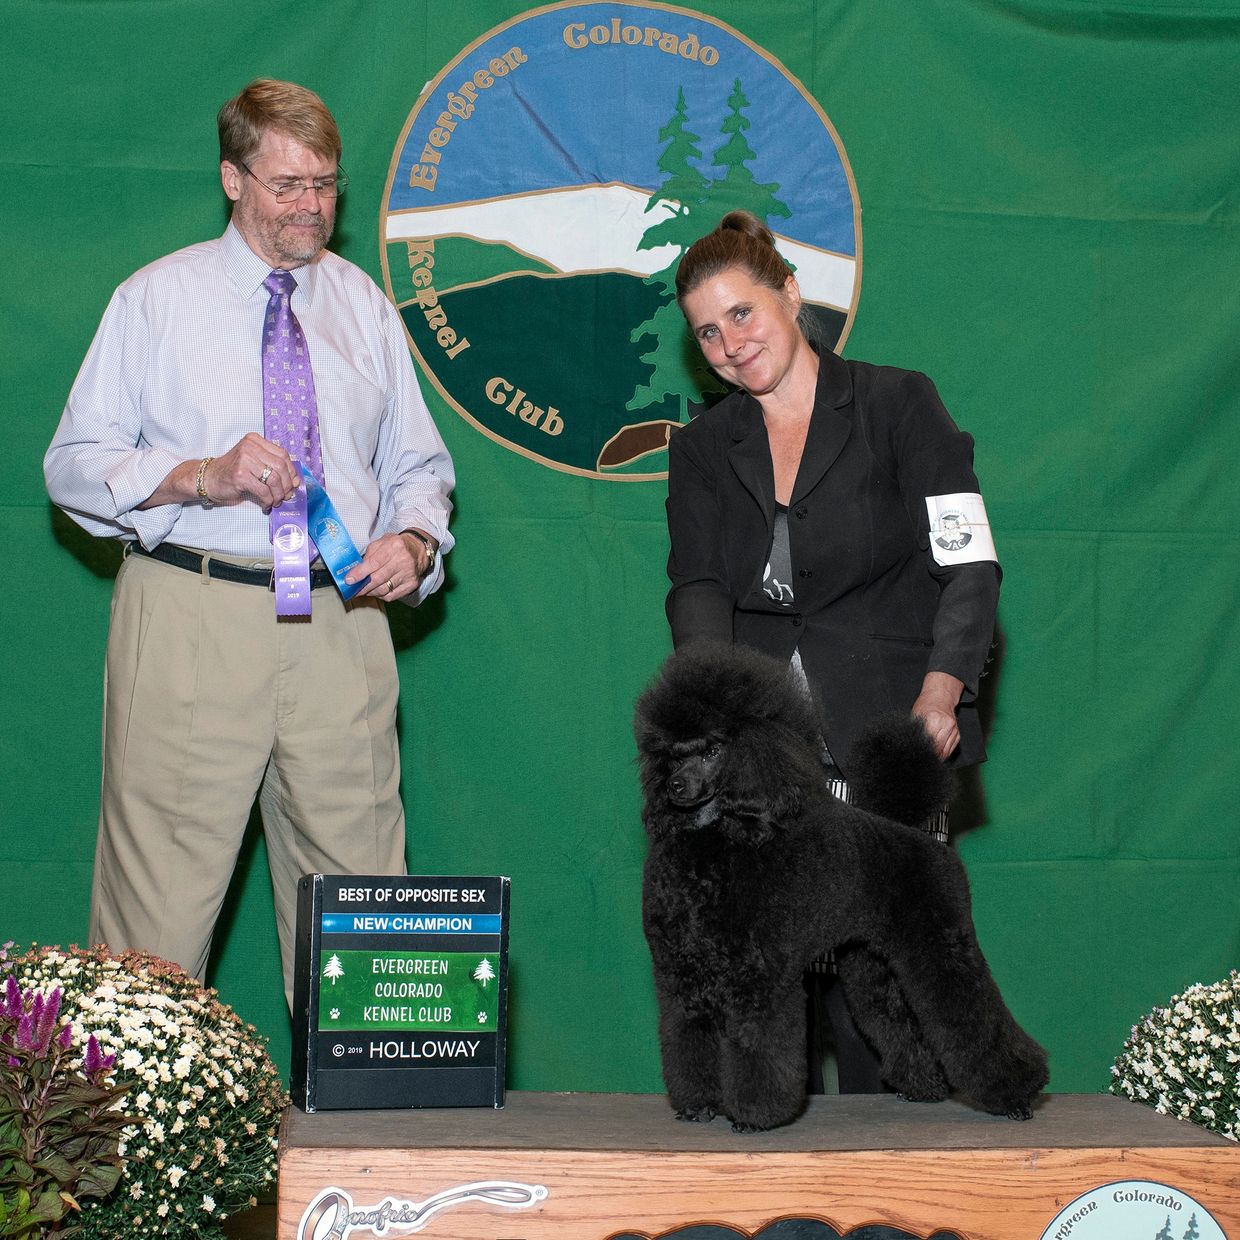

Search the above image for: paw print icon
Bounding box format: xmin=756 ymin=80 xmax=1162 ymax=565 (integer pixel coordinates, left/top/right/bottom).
xmin=329 ymin=1008 xmax=341 ymax=1021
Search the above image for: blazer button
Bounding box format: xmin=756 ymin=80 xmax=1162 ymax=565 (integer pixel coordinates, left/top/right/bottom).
xmin=791 ymin=616 xmax=803 ymax=627
xmin=795 ymin=506 xmax=808 ymax=519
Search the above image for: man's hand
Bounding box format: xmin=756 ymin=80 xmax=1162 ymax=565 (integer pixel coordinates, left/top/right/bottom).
xmin=346 ymin=531 xmax=435 ymax=602
xmin=140 ymin=433 xmax=300 ymax=510
xmin=911 ymin=671 xmax=966 ymax=760
xmin=202 ymin=434 xmax=300 ymax=508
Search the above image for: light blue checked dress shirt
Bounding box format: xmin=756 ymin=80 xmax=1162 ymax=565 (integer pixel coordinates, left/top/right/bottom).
xmin=45 ymin=223 xmax=454 ymax=604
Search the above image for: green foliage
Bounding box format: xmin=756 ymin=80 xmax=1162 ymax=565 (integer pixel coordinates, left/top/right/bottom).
xmin=0 ymin=970 xmax=130 ymax=1239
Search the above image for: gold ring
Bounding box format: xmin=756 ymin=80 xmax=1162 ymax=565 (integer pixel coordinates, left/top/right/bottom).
xmin=386 ymin=578 xmax=394 ymax=592
xmin=259 ymin=466 xmax=272 ymax=484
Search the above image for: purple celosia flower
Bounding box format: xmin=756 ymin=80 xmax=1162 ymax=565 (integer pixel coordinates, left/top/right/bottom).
xmin=83 ymin=1033 xmax=115 ymax=1082
xmin=57 ymin=1023 xmax=72 ymax=1050
xmin=16 ymin=1011 xmax=34 ymax=1051
xmin=28 ymin=987 xmax=63 ymax=1055
xmin=2 ymin=974 xmax=20 ymax=1019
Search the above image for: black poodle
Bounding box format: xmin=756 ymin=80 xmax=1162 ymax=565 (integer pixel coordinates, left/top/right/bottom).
xmin=634 ymin=641 xmax=1048 ymax=1133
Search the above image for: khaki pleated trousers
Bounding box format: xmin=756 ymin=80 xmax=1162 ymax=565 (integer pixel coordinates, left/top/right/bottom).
xmin=89 ymin=551 xmax=407 ymax=1002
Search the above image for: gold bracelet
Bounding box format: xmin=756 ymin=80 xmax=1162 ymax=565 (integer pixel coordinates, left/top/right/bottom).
xmin=195 ymin=457 xmax=215 ymax=507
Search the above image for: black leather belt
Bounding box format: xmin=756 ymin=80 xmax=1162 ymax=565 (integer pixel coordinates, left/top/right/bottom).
xmin=132 ymin=542 xmax=336 ymax=591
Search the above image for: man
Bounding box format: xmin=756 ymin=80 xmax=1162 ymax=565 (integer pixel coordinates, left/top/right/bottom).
xmin=44 ymin=79 xmax=454 ymax=1001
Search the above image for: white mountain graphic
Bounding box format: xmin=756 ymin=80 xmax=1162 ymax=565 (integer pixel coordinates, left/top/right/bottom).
xmin=385 ymin=183 xmax=855 ymax=311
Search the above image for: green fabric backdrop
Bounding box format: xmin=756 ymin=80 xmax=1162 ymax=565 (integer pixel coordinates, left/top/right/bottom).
xmin=3 ymin=0 xmax=1238 ymax=1096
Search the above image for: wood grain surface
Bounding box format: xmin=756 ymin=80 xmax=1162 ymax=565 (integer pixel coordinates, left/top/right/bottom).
xmin=277 ymin=1092 xmax=1240 ymax=1240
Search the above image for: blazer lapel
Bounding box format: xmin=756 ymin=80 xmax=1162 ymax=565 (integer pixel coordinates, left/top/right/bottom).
xmin=791 ymin=349 xmax=853 ymax=505
xmin=726 ymin=397 xmax=775 ymax=527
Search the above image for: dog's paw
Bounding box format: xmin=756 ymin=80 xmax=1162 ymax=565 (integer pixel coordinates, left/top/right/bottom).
xmin=1005 ymin=1105 xmax=1034 ymax=1121
xmin=675 ymin=1105 xmax=717 ymax=1124
xmin=730 ymin=1119 xmax=768 ymax=1134
xmin=895 ymin=1089 xmax=948 ymax=1104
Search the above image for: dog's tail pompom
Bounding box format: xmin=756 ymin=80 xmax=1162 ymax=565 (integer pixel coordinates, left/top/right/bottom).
xmin=847 ymin=714 xmax=954 ymax=827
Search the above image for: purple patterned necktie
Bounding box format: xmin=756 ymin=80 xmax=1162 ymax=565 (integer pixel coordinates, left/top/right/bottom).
xmin=262 ymin=270 xmax=323 ymax=615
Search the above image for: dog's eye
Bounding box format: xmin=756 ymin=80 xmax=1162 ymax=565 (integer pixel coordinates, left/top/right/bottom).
xmin=705 ymin=744 xmax=721 ymax=759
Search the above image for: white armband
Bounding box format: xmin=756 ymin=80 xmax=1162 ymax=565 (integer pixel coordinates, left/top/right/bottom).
xmin=925 ymin=492 xmax=997 ymax=566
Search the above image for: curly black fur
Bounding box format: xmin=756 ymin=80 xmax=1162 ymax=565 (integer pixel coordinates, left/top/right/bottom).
xmin=635 ymin=642 xmax=1048 ymax=1133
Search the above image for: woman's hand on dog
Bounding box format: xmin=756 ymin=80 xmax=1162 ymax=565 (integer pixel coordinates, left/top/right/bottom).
xmin=911 ymin=671 xmax=965 ymax=760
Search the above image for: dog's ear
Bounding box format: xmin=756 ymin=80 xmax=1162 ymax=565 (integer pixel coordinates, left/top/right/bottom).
xmin=637 ymin=755 xmax=682 ymax=841
xmin=715 ymin=723 xmax=817 ymax=836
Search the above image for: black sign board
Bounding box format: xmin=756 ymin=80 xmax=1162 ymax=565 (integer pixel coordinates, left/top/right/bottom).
xmin=291 ymin=874 xmax=509 ymax=1112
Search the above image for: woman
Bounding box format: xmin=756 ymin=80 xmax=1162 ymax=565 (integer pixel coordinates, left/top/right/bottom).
xmin=666 ymin=211 xmax=1000 ymax=1091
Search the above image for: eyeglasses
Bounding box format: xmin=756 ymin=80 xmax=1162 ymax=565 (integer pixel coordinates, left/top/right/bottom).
xmin=238 ymin=161 xmax=348 ymax=203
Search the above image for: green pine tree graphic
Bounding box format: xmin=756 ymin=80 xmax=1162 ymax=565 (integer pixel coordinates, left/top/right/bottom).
xmin=636 ymin=86 xmax=711 ymax=293
xmin=702 ymin=78 xmax=791 ymax=225
xmin=615 ymin=81 xmax=792 ymax=457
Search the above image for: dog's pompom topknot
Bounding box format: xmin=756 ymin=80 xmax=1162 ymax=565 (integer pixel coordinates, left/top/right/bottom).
xmin=634 ymin=640 xmax=820 ymax=753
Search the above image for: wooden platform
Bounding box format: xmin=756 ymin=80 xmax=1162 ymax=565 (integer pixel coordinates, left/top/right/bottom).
xmin=278 ymin=1091 xmax=1240 ymax=1239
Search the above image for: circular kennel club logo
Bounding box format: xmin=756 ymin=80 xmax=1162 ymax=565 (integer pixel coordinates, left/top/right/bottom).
xmin=381 ymin=1 xmax=861 ymax=479
xmin=273 ymin=523 xmax=307 ymax=554
xmin=1039 ymin=1179 xmax=1227 ymax=1240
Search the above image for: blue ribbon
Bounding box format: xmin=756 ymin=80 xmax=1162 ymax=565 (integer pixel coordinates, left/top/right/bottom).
xmin=299 ymin=465 xmax=370 ymax=601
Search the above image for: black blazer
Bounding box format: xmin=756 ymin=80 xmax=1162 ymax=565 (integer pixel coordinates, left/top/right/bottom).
xmin=665 ymin=347 xmax=999 ymax=773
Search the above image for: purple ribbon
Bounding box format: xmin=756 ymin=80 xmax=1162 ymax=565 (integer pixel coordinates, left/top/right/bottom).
xmin=262 ymin=270 xmax=324 ymax=615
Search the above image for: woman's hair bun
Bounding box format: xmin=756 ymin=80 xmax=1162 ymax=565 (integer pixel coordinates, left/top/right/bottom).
xmin=717 ymin=210 xmax=776 ymax=250
xmin=677 ymin=209 xmax=791 ymax=302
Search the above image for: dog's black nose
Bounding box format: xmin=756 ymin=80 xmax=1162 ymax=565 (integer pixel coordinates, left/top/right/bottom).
xmin=668 ymin=775 xmax=686 ymax=797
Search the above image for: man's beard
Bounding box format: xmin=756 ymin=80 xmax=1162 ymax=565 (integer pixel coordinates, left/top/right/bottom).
xmin=236 ymin=196 xmax=334 ymax=266
xmin=262 ymin=212 xmax=333 ymax=265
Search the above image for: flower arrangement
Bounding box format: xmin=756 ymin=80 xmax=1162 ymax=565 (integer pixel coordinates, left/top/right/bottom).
xmin=0 ymin=969 xmax=129 ymax=1238
xmin=1111 ymin=970 xmax=1240 ymax=1142
xmin=3 ymin=946 xmax=286 ymax=1238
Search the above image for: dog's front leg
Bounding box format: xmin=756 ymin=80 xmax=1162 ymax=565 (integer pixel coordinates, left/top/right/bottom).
xmin=657 ymin=999 xmax=723 ymax=1123
xmin=719 ymin=985 xmax=807 ymax=1133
